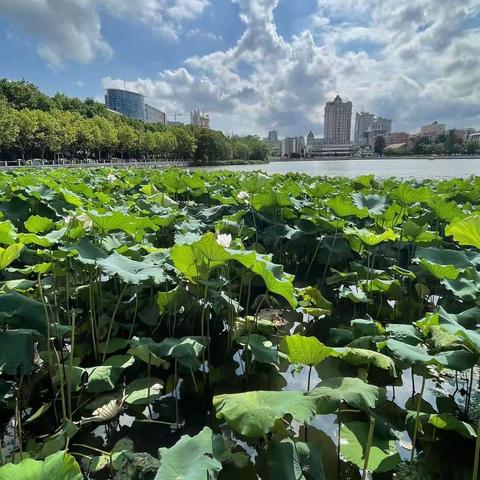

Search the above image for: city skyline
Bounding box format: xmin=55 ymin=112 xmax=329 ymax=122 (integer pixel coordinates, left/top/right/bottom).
xmin=1 ymin=1 xmax=479 ymax=136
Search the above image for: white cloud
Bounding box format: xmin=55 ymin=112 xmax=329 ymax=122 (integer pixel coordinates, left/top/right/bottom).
xmin=102 ymin=0 xmax=480 ymax=135
xmin=0 ymin=0 xmax=210 ymax=67
xmin=1 ymin=0 xmax=112 ymax=69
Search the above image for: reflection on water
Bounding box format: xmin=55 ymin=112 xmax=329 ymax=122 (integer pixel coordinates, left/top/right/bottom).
xmin=194 ymin=157 xmax=480 ymax=179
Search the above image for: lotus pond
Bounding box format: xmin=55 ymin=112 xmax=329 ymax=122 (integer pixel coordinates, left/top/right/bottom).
xmin=1 ymin=168 xmax=480 ymax=480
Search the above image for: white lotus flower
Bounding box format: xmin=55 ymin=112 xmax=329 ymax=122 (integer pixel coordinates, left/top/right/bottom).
xmin=237 ymin=191 xmax=250 ymax=203
xmin=78 ymin=213 xmax=93 ymax=231
xmin=106 ymin=173 xmax=117 ymax=183
xmin=216 ymin=233 xmax=232 ymax=248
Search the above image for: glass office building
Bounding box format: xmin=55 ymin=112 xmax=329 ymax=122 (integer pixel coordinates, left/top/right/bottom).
xmin=105 ymin=88 xmax=166 ymax=124
xmin=145 ymin=103 xmax=166 ymax=124
xmin=105 ymin=89 xmax=146 ymax=121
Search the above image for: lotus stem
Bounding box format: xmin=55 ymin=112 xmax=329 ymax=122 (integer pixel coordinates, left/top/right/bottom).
xmin=67 ymin=311 xmax=76 ymax=420
xmin=410 ymin=375 xmax=426 ymax=464
xmin=304 ymin=365 xmax=313 ymax=442
xmin=0 ymin=437 xmax=5 ymax=465
xmin=53 ymin=345 xmax=68 ymax=421
xmin=321 ymin=227 xmax=338 ymax=284
xmin=128 ymin=292 xmax=139 ymax=339
xmin=38 ymin=273 xmax=54 ymax=383
xmin=362 ymin=416 xmax=376 ymax=480
xmin=466 ymin=367 xmax=474 ymax=416
xmin=305 ymin=235 xmax=322 ymax=280
xmin=89 ymin=277 xmax=98 ymax=361
xmin=190 ymin=365 xmax=199 ymax=393
xmin=147 ymin=352 xmax=152 ymax=417
xmin=472 ymin=416 xmax=480 ymax=480
xmin=337 ymin=407 xmax=342 ymax=479
xmin=102 ymin=284 xmax=127 ymax=364
xmin=174 ymin=358 xmax=179 ymax=428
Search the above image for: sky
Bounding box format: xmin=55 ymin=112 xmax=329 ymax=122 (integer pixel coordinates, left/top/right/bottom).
xmin=1 ymin=0 xmax=480 ymax=137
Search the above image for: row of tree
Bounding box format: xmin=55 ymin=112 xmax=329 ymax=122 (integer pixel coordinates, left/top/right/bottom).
xmin=0 ymin=79 xmax=269 ymax=163
xmin=384 ymin=130 xmax=480 ymax=156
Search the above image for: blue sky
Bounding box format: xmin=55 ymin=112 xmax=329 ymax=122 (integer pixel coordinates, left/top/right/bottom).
xmin=1 ymin=0 xmax=480 ymax=136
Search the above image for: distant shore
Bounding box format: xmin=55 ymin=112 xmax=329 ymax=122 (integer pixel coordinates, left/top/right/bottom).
xmin=270 ymin=154 xmax=480 ymax=162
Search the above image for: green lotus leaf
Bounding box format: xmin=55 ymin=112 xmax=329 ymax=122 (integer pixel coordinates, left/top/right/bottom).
xmin=351 ymin=192 xmax=388 ymax=215
xmin=428 ymin=413 xmax=476 ymax=439
xmin=327 ymin=195 xmax=368 ymax=218
xmin=86 ymin=365 xmax=123 ymax=393
xmin=446 ymin=215 xmax=480 ymax=249
xmin=343 ymin=227 xmax=396 ymax=246
xmin=153 ymin=336 xmax=206 ymax=369
xmin=24 ymin=215 xmax=54 ymax=234
xmin=156 ymin=285 xmax=192 ymax=315
xmin=385 ymin=339 xmax=431 ymax=365
xmin=155 ymin=427 xmax=222 ymax=480
xmin=308 ymin=377 xmax=385 ymax=414
xmin=97 ymin=251 xmax=167 ymax=285
xmin=351 ymin=319 xmax=385 ymax=338
xmin=418 ymin=259 xmax=461 ymax=280
xmin=267 ymin=438 xmax=326 ymax=480
xmin=252 ymin=190 xmax=292 ymax=209
xmin=281 ymin=334 xmax=333 ymax=366
xmin=333 ymin=347 xmax=396 ymax=375
xmin=297 ymin=286 xmax=332 ymax=311
xmin=69 ymin=237 xmax=107 ymax=265
xmin=0 ymin=242 xmax=23 ymax=269
xmin=237 ymin=334 xmax=280 ymax=365
xmin=213 ymin=390 xmax=317 ymax=438
xmin=88 ymin=211 xmax=129 ymax=232
xmin=340 ymin=421 xmax=400 ymax=473
xmin=0 ymin=329 xmax=37 ymax=375
xmin=392 ymin=184 xmax=432 ymax=205
xmin=0 ymin=292 xmax=48 ymax=335
xmin=414 ymin=246 xmax=474 ymax=278
xmin=0 ymin=450 xmax=83 ymax=480
xmin=441 ymin=270 xmax=480 ymax=300
xmin=128 ymin=337 xmax=167 ymax=367
xmin=385 ymin=324 xmax=421 ymax=346
xmin=124 ymin=377 xmax=164 ymax=405
xmin=0 ymin=220 xmax=17 ymax=245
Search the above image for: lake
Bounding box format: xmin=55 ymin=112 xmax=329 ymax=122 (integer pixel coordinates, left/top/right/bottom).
xmin=198 ymin=157 xmax=480 ymax=179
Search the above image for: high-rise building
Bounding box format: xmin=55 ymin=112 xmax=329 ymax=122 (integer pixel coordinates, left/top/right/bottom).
xmin=105 ymin=88 xmax=166 ymax=124
xmin=306 ymin=131 xmax=315 ymax=146
xmin=105 ymin=88 xmax=146 ymax=121
xmin=354 ymin=112 xmax=375 ymax=145
xmin=191 ymin=110 xmax=210 ymax=128
xmin=282 ymin=137 xmax=297 ymax=157
xmin=268 ymin=130 xmax=278 ymax=141
xmin=324 ymin=95 xmax=352 ymax=145
xmin=297 ymin=136 xmax=305 ymax=154
xmin=369 ymin=116 xmax=392 ymax=145
xmin=420 ymin=121 xmax=446 ymax=141
xmin=265 ymin=138 xmax=281 ymax=156
xmin=145 ymin=103 xmax=167 ymax=124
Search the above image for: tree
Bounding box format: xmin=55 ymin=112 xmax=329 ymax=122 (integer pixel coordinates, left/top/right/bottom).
xmin=194 ymin=129 xmax=232 ymax=163
xmin=232 ymin=140 xmax=250 ymax=160
xmin=12 ymin=108 xmax=39 ymax=160
xmin=117 ymin=124 xmax=138 ymax=159
xmin=0 ymin=79 xmax=51 ymax=110
xmin=156 ymin=131 xmax=177 ymax=159
xmin=172 ymin=127 xmax=197 ymax=159
xmin=0 ymin=98 xmax=19 ymax=154
xmin=465 ymin=139 xmax=480 ymax=155
xmin=374 ymin=136 xmax=386 ymax=155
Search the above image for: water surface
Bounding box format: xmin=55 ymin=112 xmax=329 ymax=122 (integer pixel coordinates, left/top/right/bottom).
xmin=196 ymin=157 xmax=480 ymax=179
